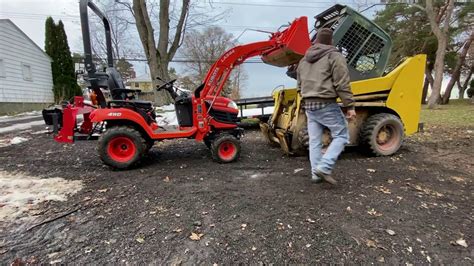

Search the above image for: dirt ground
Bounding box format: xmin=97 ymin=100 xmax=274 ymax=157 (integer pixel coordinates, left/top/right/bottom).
xmin=0 ymin=122 xmax=472 ymax=264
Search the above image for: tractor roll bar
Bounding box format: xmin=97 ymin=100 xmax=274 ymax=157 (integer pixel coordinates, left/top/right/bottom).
xmin=79 ymin=0 xmax=114 ymax=73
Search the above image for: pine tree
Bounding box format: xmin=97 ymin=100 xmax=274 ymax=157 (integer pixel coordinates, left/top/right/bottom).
xmin=44 ymin=17 xmax=81 ymax=103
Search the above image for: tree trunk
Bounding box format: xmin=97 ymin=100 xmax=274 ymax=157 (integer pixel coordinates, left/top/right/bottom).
xmin=458 ymin=68 xmax=473 ymax=99
xmin=427 ymin=39 xmax=448 ymax=108
xmin=421 ymin=76 xmax=430 ymax=104
xmin=422 ymin=68 xmax=434 ymax=104
xmin=441 ymin=33 xmax=473 ymax=104
xmin=132 ymin=0 xmax=190 ymax=106
xmin=425 ymin=0 xmax=455 ymax=109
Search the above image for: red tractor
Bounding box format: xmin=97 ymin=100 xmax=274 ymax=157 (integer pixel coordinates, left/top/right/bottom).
xmin=43 ymin=0 xmax=310 ymax=169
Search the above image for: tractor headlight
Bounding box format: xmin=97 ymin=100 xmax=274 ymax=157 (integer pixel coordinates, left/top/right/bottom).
xmin=227 ymin=100 xmax=238 ymax=110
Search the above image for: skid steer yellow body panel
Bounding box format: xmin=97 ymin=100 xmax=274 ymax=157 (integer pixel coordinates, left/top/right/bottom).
xmin=261 ymin=54 xmax=426 ymax=155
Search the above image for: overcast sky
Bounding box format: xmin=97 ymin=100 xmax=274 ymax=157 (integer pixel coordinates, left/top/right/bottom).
xmin=0 ymin=0 xmax=386 ymax=98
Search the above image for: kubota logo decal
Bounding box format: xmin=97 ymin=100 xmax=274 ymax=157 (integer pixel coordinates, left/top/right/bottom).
xmin=108 ymin=112 xmax=122 ymax=117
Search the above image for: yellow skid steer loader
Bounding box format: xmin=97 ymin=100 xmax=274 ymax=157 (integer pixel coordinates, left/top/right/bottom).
xmin=260 ymin=5 xmax=426 ymax=156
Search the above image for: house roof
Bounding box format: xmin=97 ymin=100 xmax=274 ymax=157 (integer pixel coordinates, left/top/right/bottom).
xmin=129 ymin=74 xmax=152 ymax=83
xmin=0 ymin=19 xmax=52 ymax=61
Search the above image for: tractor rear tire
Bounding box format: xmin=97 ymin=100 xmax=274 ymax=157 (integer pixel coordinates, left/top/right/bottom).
xmin=98 ymin=126 xmax=146 ymax=169
xmin=211 ymin=134 xmax=241 ymax=163
xmin=360 ymin=113 xmax=404 ymax=156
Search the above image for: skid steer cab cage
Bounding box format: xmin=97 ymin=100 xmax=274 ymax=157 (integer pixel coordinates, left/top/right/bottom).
xmin=52 ymin=12 xmax=312 ymax=144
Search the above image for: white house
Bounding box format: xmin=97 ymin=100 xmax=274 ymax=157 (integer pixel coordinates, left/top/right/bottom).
xmin=0 ymin=19 xmax=54 ymax=114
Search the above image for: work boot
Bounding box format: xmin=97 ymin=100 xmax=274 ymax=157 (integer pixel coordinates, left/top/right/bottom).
xmin=311 ymin=174 xmax=323 ymax=184
xmin=315 ymin=170 xmax=337 ymax=185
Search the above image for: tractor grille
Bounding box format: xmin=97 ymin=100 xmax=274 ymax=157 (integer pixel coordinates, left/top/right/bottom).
xmin=337 ymin=22 xmax=385 ymax=73
xmin=209 ymin=109 xmax=239 ymax=124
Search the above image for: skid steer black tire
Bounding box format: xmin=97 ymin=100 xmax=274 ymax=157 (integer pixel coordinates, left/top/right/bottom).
xmin=360 ymin=113 xmax=404 ymax=156
xmin=211 ymin=134 xmax=241 ymax=163
xmin=98 ymin=126 xmax=146 ymax=169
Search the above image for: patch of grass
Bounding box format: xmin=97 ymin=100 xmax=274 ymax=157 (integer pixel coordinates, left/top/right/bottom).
xmin=420 ymin=99 xmax=474 ymax=127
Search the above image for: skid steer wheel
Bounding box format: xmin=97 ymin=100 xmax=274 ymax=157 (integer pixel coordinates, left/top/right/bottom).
xmin=361 ymin=113 xmax=404 ymax=156
xmin=98 ymin=126 xmax=146 ymax=169
xmin=211 ymin=134 xmax=241 ymax=163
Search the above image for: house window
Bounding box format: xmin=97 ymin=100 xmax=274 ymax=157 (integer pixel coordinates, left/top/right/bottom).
xmin=134 ymin=82 xmax=139 ymax=88
xmin=21 ymin=63 xmax=33 ymax=81
xmin=0 ymin=59 xmax=5 ymax=78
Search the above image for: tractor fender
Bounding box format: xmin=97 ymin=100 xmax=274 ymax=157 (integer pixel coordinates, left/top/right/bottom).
xmin=90 ymin=108 xmax=154 ymax=138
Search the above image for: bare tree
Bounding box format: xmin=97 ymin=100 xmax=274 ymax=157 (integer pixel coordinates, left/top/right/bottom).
xmin=90 ymin=0 xmax=134 ymax=61
xmin=134 ymin=0 xmax=190 ymax=104
xmin=114 ymin=0 xmax=225 ymax=104
xmin=442 ymin=33 xmax=473 ymax=103
xmin=180 ymin=26 xmax=246 ymax=98
xmin=414 ymin=0 xmax=455 ymax=109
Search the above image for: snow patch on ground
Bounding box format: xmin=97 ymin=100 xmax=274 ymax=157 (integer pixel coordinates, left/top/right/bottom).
xmin=0 ymin=171 xmax=83 ymax=222
xmin=10 ymin=137 xmax=29 ymax=145
xmin=0 ymin=120 xmax=45 ymax=134
xmin=0 ymin=111 xmax=42 ymax=123
xmin=156 ymin=104 xmax=179 ymax=126
xmin=0 ymin=136 xmax=30 ymax=148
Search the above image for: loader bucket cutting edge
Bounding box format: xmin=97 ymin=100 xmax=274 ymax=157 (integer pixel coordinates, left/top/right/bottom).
xmin=262 ymin=16 xmax=311 ymax=67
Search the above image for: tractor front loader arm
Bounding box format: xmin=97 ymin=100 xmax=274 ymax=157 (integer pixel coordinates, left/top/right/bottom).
xmin=198 ymin=16 xmax=311 ymax=100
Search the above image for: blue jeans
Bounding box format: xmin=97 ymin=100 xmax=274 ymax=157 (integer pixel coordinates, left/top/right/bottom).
xmin=305 ymin=103 xmax=349 ymax=175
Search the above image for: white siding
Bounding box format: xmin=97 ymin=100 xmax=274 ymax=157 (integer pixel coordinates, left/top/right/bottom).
xmin=0 ymin=20 xmax=54 ymax=103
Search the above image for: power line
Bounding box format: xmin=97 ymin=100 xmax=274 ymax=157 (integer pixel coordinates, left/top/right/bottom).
xmin=73 ymin=56 xmax=265 ymax=64
xmin=207 ymin=0 xmax=352 ymax=8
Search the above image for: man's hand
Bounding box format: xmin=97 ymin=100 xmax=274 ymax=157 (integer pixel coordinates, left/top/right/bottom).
xmin=346 ymin=109 xmax=356 ymax=120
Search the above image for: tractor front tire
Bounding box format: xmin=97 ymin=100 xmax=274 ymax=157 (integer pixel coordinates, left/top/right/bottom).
xmin=211 ymin=134 xmax=241 ymax=163
xmin=360 ymin=113 xmax=404 ymax=156
xmin=98 ymin=126 xmax=146 ymax=169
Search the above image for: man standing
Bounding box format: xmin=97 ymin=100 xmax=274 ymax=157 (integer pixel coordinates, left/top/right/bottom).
xmin=297 ymin=28 xmax=356 ymax=184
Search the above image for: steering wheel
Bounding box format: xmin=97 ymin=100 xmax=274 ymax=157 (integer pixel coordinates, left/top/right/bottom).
xmin=157 ymin=79 xmax=177 ymax=91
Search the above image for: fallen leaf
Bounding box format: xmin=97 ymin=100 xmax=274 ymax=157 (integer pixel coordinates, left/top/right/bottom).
xmin=454 ymin=238 xmax=468 ymax=248
xmin=367 ymin=169 xmax=376 ymax=173
xmin=306 ymin=244 xmax=311 ymax=248
xmin=367 ymin=208 xmax=383 ymax=217
xmin=385 ymin=229 xmax=396 ymax=236
xmin=396 ymin=196 xmax=403 ymax=204
xmin=450 ymin=176 xmax=465 ymax=183
xmin=377 ymin=257 xmax=385 ymax=262
xmin=136 ymin=237 xmax=145 ymax=243
xmin=293 ymin=168 xmax=304 ymax=173
xmin=387 ymin=179 xmax=394 ymax=184
xmin=173 ymin=228 xmax=183 ymax=233
xmin=375 ymin=186 xmax=391 ymax=194
xmin=190 ymin=232 xmax=204 ymax=241
xmin=164 ymin=176 xmax=170 ymax=182
xmin=346 ymin=206 xmax=352 ymax=212
xmin=366 ymin=239 xmax=377 ymax=248
xmin=408 ymin=166 xmax=417 ymax=171
xmin=97 ymin=189 xmax=108 ymax=193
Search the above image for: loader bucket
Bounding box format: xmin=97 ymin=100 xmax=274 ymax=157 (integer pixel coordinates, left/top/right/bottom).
xmin=262 ymin=16 xmax=311 ymax=67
